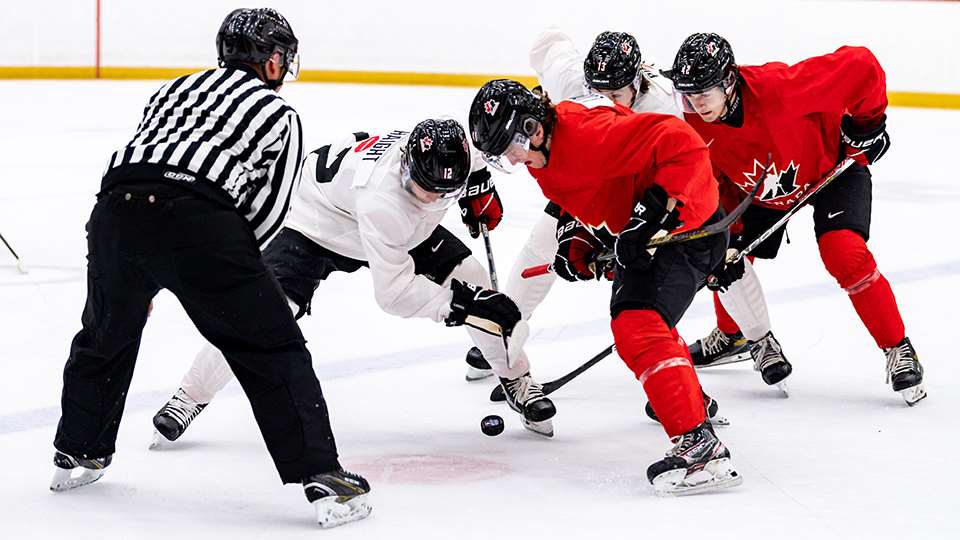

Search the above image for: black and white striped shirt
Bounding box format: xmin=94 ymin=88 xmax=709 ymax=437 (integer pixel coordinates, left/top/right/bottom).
xmin=104 ymin=65 xmax=303 ymax=244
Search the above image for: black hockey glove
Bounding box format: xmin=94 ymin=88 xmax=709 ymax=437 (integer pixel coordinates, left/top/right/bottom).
xmin=554 ymin=211 xmax=609 ymax=282
xmin=446 ymin=279 xmax=521 ymax=337
xmin=706 ymin=253 xmax=746 ymax=293
xmin=458 ymin=169 xmax=503 ymax=238
xmin=614 ymin=185 xmax=682 ymax=271
xmin=841 ymin=114 xmax=890 ymax=166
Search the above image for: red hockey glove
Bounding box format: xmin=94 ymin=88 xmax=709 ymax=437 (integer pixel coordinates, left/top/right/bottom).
xmin=841 ymin=114 xmax=890 ymax=166
xmin=614 ymin=185 xmax=681 ymax=271
xmin=458 ymin=169 xmax=503 ymax=238
xmin=554 ymin=212 xmax=608 ymax=282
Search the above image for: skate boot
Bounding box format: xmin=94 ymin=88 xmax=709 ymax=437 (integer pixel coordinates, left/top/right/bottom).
xmin=689 ymin=328 xmax=752 ymax=368
xmin=647 ymin=422 xmax=742 ymax=496
xmin=464 ymin=346 xmax=494 ymax=381
xmin=303 ymin=469 xmax=373 ymax=528
xmin=750 ymin=331 xmax=792 ymax=396
xmin=884 ymin=337 xmax=926 ymax=406
xmin=645 ymin=391 xmax=729 ymax=427
xmin=149 ymin=388 xmax=208 ymax=449
xmin=499 ymin=373 xmax=556 ymax=437
xmin=50 ymin=450 xmax=112 ymax=492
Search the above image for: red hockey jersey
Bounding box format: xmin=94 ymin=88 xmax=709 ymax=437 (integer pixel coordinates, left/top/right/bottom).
xmin=529 ymin=94 xmax=719 ymax=235
xmin=685 ymin=46 xmax=887 ymax=210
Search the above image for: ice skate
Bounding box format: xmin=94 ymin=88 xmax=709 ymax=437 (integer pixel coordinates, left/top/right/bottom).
xmin=884 ymin=337 xmax=926 ymax=406
xmin=689 ymin=328 xmax=752 ymax=368
xmin=149 ymin=388 xmax=208 ymax=449
xmin=645 ymin=392 xmax=729 ymax=427
xmin=303 ymin=469 xmax=373 ymax=528
xmin=464 ymin=346 xmax=494 ymax=381
xmin=50 ymin=450 xmax=111 ymax=492
xmin=499 ymin=373 xmax=556 ymax=437
xmin=750 ymin=331 xmax=792 ymax=396
xmin=647 ymin=422 xmax=742 ymax=496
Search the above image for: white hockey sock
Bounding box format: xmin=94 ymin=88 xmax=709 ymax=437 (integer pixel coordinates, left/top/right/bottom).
xmin=717 ymin=259 xmax=771 ymax=342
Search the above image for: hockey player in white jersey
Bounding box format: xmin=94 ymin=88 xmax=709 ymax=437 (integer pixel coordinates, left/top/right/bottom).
xmin=151 ymin=119 xmax=557 ymax=443
xmin=491 ymin=28 xmax=790 ymax=393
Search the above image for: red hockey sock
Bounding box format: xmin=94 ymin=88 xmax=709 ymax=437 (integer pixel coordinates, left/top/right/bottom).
xmin=818 ymin=230 xmax=905 ymax=349
xmin=612 ymin=310 xmax=705 ymax=438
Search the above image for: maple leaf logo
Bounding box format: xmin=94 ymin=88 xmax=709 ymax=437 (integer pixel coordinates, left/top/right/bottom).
xmin=738 ymin=159 xmax=801 ymax=207
xmin=420 ymin=135 xmax=433 ymax=152
xmin=484 ymin=99 xmax=499 ymax=115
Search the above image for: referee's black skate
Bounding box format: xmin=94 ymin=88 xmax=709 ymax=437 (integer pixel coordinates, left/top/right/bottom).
xmin=464 ymin=346 xmax=494 ymax=381
xmin=647 ymin=422 xmax=742 ymax=496
xmin=689 ymin=328 xmax=752 ymax=368
xmin=50 ymin=450 xmax=112 ymax=492
xmin=645 ymin=391 xmax=729 ymax=426
xmin=149 ymin=388 xmax=208 ymax=449
xmin=303 ymin=469 xmax=373 ymax=528
xmin=885 ymin=336 xmax=926 ymax=406
xmin=750 ymin=331 xmax=792 ymax=396
xmin=499 ymin=373 xmax=556 ymax=437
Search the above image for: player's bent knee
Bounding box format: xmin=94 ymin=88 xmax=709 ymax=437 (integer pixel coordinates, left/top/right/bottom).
xmin=612 ymin=310 xmax=689 ymax=380
xmin=818 ymin=229 xmax=878 ymax=292
xmin=445 ymin=256 xmax=491 ymax=289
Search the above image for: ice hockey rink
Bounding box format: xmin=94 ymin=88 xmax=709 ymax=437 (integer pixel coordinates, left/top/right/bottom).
xmin=0 ymin=78 xmax=958 ymax=539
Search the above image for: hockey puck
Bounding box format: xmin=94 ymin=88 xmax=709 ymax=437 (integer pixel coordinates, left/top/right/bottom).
xmin=480 ymin=415 xmax=504 ymax=436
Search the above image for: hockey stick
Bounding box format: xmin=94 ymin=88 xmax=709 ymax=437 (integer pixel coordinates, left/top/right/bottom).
xmin=520 ymin=156 xmax=769 ymax=279
xmin=490 ymin=343 xmax=616 ymax=402
xmin=478 ymin=223 xmax=529 ymax=368
xmin=0 ymin=231 xmax=27 ymax=274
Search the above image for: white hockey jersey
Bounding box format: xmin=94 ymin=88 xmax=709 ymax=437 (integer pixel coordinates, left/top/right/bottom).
xmin=528 ymin=28 xmax=681 ymax=117
xmin=285 ymin=130 xmax=484 ymax=323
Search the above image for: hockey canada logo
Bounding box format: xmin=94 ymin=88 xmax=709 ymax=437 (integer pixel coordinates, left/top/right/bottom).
xmin=484 ymin=99 xmax=499 ymax=116
xmin=706 ymin=42 xmax=718 ymax=56
xmin=420 ymin=135 xmax=433 ymax=152
xmin=737 ymin=159 xmax=802 ymax=207
xmin=620 ymin=42 xmax=632 ymax=55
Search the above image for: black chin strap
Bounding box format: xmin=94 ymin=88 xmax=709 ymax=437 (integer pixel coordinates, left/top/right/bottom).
xmin=720 ymin=85 xmax=744 ymax=127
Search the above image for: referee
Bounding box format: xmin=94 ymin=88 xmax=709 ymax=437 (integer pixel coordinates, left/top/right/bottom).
xmin=50 ymin=8 xmax=371 ymax=528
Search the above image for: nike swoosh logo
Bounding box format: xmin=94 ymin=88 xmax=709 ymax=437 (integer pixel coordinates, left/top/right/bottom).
xmin=431 ymin=240 xmax=444 ymax=252
xmin=827 ymin=211 xmax=844 ymax=219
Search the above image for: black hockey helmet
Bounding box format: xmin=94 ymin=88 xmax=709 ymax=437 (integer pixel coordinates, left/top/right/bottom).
xmin=403 ymin=118 xmax=471 ymax=196
xmin=662 ymin=33 xmax=737 ymax=94
xmin=583 ymin=31 xmax=641 ymax=90
xmin=469 ymin=79 xmax=546 ymax=161
xmin=216 ymin=8 xmax=299 ymax=81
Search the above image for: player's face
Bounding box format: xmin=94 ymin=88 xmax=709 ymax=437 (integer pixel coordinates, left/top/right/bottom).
xmin=408 ymin=181 xmax=441 ymax=203
xmin=504 ymin=126 xmax=547 ymax=169
xmin=679 ymin=85 xmax=731 ymax=123
xmin=594 ymin=85 xmax=636 ymax=108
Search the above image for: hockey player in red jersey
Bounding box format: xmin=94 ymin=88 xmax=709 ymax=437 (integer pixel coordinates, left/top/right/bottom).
xmin=469 ymin=79 xmax=742 ymax=495
xmin=663 ymin=33 xmax=925 ymax=405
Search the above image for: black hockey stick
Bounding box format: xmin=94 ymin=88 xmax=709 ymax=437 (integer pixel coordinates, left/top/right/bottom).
xmin=490 ymin=343 xmax=616 ymax=402
xmin=0 ymin=231 xmax=26 ymax=274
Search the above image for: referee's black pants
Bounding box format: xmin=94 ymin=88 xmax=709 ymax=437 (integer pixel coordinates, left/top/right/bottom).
xmin=54 ymin=182 xmax=341 ymax=483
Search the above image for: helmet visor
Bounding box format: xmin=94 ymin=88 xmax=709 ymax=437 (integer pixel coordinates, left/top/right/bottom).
xmin=400 ymin=159 xmax=465 ymax=210
xmin=481 ymin=132 xmax=531 ymax=174
xmin=284 ymin=51 xmax=300 ymax=81
xmin=675 ymin=84 xmax=728 ymax=116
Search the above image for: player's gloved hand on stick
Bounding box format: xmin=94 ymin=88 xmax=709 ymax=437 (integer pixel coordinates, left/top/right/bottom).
xmin=554 ymin=211 xmax=607 ymax=282
xmin=841 ymin=114 xmax=890 ymax=166
xmin=614 ymin=185 xmax=681 ymax=271
xmin=707 ymin=250 xmax=746 ymax=292
xmin=458 ymin=169 xmax=503 ymax=238
xmin=446 ymin=279 xmax=521 ymax=336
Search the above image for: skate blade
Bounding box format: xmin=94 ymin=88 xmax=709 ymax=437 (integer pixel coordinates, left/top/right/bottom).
xmin=465 ymin=366 xmax=494 ymax=382
xmin=651 ymin=458 xmax=742 ymax=497
xmin=148 ymin=430 xmax=167 ymax=450
xmin=776 ymin=381 xmax=790 ymax=398
xmin=314 ymin=494 xmax=372 ymax=529
xmin=710 ymin=414 xmax=731 ymax=427
xmin=694 ymin=351 xmax=753 ymax=369
xmin=523 ymin=418 xmax=554 ymax=438
xmin=50 ymin=467 xmax=105 ymax=492
xmin=901 ymin=384 xmax=927 ymax=406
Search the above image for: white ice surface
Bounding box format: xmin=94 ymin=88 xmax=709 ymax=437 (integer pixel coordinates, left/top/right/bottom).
xmin=1 ymin=81 xmax=958 ymax=539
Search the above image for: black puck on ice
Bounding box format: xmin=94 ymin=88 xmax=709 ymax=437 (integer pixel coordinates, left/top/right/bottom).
xmin=480 ymin=415 xmax=504 ymax=436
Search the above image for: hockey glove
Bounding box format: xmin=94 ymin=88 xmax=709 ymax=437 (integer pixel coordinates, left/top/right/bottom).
xmin=458 ymin=169 xmax=503 ymax=238
xmin=446 ymin=279 xmax=521 ymax=337
xmin=554 ymin=211 xmax=608 ymax=282
xmin=841 ymin=114 xmax=890 ymax=166
xmin=706 ymin=251 xmax=746 ymax=293
xmin=614 ymin=185 xmax=681 ymax=271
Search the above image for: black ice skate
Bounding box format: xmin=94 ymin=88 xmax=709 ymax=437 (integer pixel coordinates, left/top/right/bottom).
xmin=149 ymin=388 xmax=208 ymax=449
xmin=464 ymin=346 xmax=494 ymax=381
xmin=885 ymin=336 xmax=926 ymax=406
xmin=645 ymin=391 xmax=729 ymax=426
xmin=50 ymin=450 xmax=112 ymax=492
xmin=303 ymin=469 xmax=373 ymax=528
xmin=646 ymin=422 xmax=742 ymax=496
xmin=750 ymin=331 xmax=792 ymax=396
xmin=689 ymin=328 xmax=752 ymax=368
xmin=499 ymin=373 xmax=556 ymax=437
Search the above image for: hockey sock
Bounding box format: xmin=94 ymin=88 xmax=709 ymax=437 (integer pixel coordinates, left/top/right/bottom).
xmin=713 ymin=292 xmax=740 ymax=334
xmin=819 ymin=230 xmax=905 ymax=349
xmin=612 ymin=310 xmax=705 ymax=437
